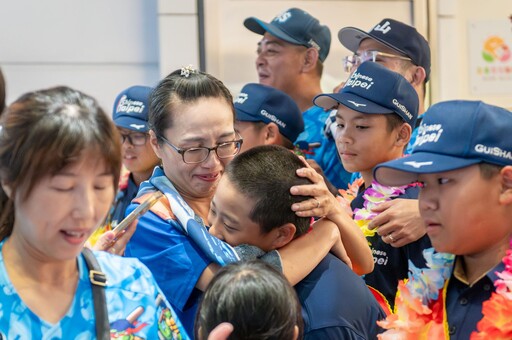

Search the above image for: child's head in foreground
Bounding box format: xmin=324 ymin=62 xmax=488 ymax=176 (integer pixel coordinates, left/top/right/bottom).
xmin=195 ymin=260 xmax=302 ymax=340
xmin=374 ymin=100 xmax=512 ymax=255
xmin=208 ymin=145 xmax=312 ymax=252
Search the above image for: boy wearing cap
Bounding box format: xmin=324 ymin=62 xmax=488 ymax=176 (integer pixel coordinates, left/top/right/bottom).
xmin=109 ymin=85 xmax=160 ymax=225
xmin=326 ymin=18 xmax=432 ymax=256
xmin=244 ymin=8 xmax=351 ymax=191
xmin=234 ymin=83 xmax=304 ymax=152
xmin=314 ymin=61 xmax=432 ymax=312
xmin=374 ymin=101 xmax=512 ymax=339
xmin=209 ymin=145 xmax=386 ymax=339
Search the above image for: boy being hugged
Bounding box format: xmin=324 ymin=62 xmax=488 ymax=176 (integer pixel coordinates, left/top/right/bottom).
xmin=374 ymin=100 xmax=512 ymax=339
xmin=313 ymin=61 xmax=432 ymax=311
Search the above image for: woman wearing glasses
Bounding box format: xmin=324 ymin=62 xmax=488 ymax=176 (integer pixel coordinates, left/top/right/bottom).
xmin=123 ymin=67 xmax=351 ymax=338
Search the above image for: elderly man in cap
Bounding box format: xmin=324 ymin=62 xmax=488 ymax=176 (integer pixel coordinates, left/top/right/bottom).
xmin=244 ymin=8 xmax=351 ymax=192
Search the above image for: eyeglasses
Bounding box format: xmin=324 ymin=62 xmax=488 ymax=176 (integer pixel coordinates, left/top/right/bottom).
xmin=120 ymin=132 xmax=148 ymax=146
xmin=342 ymin=50 xmax=412 ymax=73
xmin=159 ymin=134 xmax=244 ymax=164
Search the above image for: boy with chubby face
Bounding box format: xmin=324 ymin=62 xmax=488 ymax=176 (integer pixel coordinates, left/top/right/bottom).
xmin=209 ymin=145 xmax=385 ymax=339
xmin=313 ymin=61 xmax=432 ymax=311
xmin=374 ymin=100 xmax=512 ymax=339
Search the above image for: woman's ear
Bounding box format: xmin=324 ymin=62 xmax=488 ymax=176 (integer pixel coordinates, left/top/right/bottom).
xmin=499 ymin=166 xmax=512 ymax=205
xmin=149 ymin=130 xmax=163 ymax=159
xmin=271 ymin=223 xmax=296 ymax=249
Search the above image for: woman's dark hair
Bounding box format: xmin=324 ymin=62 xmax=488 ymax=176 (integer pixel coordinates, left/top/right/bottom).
xmin=0 ymin=86 xmax=122 ymax=240
xmin=224 ymin=145 xmax=312 ymax=235
xmin=149 ymin=68 xmax=235 ymax=142
xmin=195 ymin=260 xmax=303 ymax=340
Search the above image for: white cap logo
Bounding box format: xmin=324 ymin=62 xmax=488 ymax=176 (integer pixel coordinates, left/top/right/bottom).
xmin=373 ymin=21 xmax=392 ymax=34
xmin=234 ymin=93 xmax=249 ymax=104
xmin=274 ymin=11 xmax=291 ymax=23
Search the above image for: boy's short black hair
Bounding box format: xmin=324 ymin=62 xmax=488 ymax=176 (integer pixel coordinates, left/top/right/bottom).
xmin=224 ymin=145 xmax=312 ymax=236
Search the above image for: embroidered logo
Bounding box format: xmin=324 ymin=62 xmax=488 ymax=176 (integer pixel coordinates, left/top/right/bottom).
xmin=130 ymin=124 xmax=145 ymax=130
xmin=373 ymin=21 xmax=392 ymax=34
xmin=404 ymin=161 xmax=433 ymax=168
xmin=234 ymin=92 xmax=248 ymax=104
xmin=273 ymin=11 xmax=291 ymax=23
xmin=347 ymin=100 xmax=367 ymax=107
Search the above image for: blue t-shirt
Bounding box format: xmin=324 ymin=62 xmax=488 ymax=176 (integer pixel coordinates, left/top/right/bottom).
xmin=0 ymin=239 xmax=187 ymax=340
xmin=125 ymin=202 xmax=211 ymax=339
xmin=296 ymin=106 xmax=351 ymax=189
xmin=445 ymin=259 xmax=505 ymax=340
xmin=295 ymin=253 xmax=386 ymax=339
xmin=351 ymin=185 xmax=432 ymax=310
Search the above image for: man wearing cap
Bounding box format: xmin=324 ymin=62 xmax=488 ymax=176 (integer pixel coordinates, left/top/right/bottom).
xmin=244 ymin=8 xmax=351 ymax=191
xmin=234 ymin=83 xmax=304 ymax=153
xmin=339 ymin=18 xmax=431 ymax=119
xmin=109 ymin=85 xmax=161 ymax=226
xmin=313 ymin=61 xmax=432 ymax=312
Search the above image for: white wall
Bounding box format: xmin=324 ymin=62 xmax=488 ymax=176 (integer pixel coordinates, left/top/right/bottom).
xmin=0 ymin=0 xmax=159 ymax=112
xmin=431 ymin=0 xmax=512 ymax=109
xmin=1 ymin=0 xmax=510 ymax=112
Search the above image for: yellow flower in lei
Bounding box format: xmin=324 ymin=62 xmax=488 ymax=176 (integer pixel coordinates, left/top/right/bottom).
xmin=338 ymin=179 xmax=415 ymax=239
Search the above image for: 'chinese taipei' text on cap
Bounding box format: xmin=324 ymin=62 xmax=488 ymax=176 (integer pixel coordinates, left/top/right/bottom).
xmin=374 ymin=100 xmax=512 ymax=186
xmin=112 ymin=85 xmax=153 ymax=132
xmin=313 ymin=61 xmax=418 ymax=127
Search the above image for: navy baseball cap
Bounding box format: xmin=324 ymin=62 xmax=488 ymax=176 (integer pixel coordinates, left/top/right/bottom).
xmin=313 ymin=61 xmax=418 ymax=127
xmin=244 ymin=8 xmax=331 ymax=62
xmin=112 ymin=85 xmax=153 ymax=132
xmin=374 ymin=100 xmax=512 ymax=186
xmin=338 ymin=18 xmax=431 ymax=81
xmin=234 ymin=83 xmax=304 ymax=142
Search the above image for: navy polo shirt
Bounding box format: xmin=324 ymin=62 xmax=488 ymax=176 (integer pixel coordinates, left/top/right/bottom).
xmin=351 ymin=185 xmax=432 ymax=310
xmin=294 ymin=253 xmax=386 ymax=339
xmin=445 ymin=258 xmax=505 ymax=339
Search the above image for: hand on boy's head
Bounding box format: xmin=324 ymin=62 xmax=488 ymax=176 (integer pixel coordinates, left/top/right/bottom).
xmin=290 ymin=165 xmax=341 ymax=219
xmin=304 ymin=159 xmax=339 ymax=195
xmin=368 ymin=199 xmax=426 ymax=248
xmin=92 ymin=219 xmax=138 ymax=255
xmin=207 ymin=322 xmax=234 ymax=340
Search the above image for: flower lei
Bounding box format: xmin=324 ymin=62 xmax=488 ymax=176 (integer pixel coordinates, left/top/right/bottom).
xmin=377 ymin=248 xmax=455 ymax=339
xmin=471 ymin=238 xmax=512 ymax=339
xmin=377 ymin=239 xmax=512 ymax=339
xmin=338 ymin=179 xmax=415 ymax=239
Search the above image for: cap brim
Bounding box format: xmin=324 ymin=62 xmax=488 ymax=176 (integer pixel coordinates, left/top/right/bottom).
xmin=374 ymin=152 xmax=482 ymax=186
xmin=113 ymin=116 xmax=149 ymax=132
xmin=235 ymin=107 xmax=263 ymax=123
xmin=244 ymin=17 xmax=304 ymax=46
xmin=314 ymin=93 xmax=393 ymax=115
xmin=338 ymin=27 xmax=407 ymax=56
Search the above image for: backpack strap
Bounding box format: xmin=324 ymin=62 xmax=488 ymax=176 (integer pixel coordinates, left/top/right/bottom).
xmin=82 ymin=247 xmax=110 ymax=339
